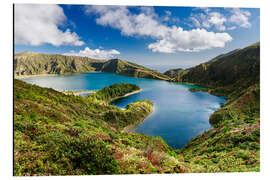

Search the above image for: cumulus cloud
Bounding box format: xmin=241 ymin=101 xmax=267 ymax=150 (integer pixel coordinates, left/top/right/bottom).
xmin=227 ymin=26 xmax=237 ymax=31
xmin=15 ymin=4 xmax=84 ymax=46
xmin=208 ymin=12 xmax=227 ymax=31
xmin=229 ymin=8 xmax=251 ymax=28
xmin=190 ymin=8 xmax=252 ymax=31
xmin=63 ymin=47 xmax=120 ymax=59
xmin=199 ymin=14 xmax=211 ymax=28
xmin=85 ymin=6 xmax=167 ymax=38
xmin=85 ymin=6 xmax=232 ymax=53
xmin=190 ymin=17 xmax=201 ymax=28
xmin=148 ymin=28 xmax=232 ymax=53
xmin=190 ymin=11 xmax=227 ymax=31
xmin=162 ymin=10 xmax=180 ymax=23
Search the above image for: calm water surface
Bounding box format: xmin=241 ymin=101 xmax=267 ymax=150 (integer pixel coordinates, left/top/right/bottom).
xmin=20 ymin=72 xmax=226 ymax=149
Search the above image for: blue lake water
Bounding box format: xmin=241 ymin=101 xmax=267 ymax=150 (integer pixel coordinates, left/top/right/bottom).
xmin=20 ymin=72 xmax=226 ymax=149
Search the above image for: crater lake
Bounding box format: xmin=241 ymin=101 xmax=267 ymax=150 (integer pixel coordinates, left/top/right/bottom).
xmin=19 ymin=72 xmax=226 ymax=149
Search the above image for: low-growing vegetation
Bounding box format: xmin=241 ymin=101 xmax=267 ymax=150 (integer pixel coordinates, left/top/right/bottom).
xmin=14 ymin=80 xmax=189 ymax=175
xmin=174 ymin=43 xmax=260 ymax=172
xmin=14 ymin=42 xmax=260 ymax=175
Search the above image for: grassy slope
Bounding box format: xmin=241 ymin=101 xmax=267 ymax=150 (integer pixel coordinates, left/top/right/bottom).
xmin=14 ymin=42 xmax=260 ymax=174
xmin=14 ymin=51 xmax=105 ymax=77
xmin=165 ymin=42 xmax=260 ymax=96
xmin=173 ymin=42 xmax=260 ymax=172
xmin=14 ymin=79 xmax=260 ymax=175
xmin=100 ymin=59 xmax=171 ymax=81
xmin=178 ymin=83 xmax=260 ymax=172
xmin=14 ymin=52 xmax=171 ymax=81
xmin=164 ymin=68 xmax=186 ymax=82
xmin=14 ymin=80 xmax=188 ymax=175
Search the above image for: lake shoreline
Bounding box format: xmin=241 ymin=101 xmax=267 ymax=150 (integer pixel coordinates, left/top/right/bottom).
xmin=121 ymin=105 xmax=155 ymax=133
xmin=61 ymin=90 xmax=97 ymax=96
xmin=14 ymin=71 xmax=102 ymax=79
xmin=19 ymin=72 xmax=226 ymax=149
xmin=109 ymin=89 xmax=142 ymax=103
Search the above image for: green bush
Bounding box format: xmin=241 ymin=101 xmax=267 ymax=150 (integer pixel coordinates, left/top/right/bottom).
xmin=66 ymin=138 xmax=119 ymax=175
xmin=74 ymin=121 xmax=87 ymax=130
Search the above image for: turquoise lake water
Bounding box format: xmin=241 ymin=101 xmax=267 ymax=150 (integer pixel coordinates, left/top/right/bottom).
xmin=20 ymin=72 xmax=226 ymax=149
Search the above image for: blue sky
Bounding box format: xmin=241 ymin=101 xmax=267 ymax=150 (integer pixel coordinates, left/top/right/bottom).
xmin=14 ymin=4 xmax=260 ymax=72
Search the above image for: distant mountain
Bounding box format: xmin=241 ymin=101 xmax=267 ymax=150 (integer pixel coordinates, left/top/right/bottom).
xmin=163 ymin=68 xmax=186 ymax=82
xmin=14 ymin=51 xmax=105 ymax=76
xmin=164 ymin=42 xmax=260 ymax=95
xmin=14 ymin=52 xmax=171 ymax=81
xmin=100 ymin=59 xmax=171 ymax=80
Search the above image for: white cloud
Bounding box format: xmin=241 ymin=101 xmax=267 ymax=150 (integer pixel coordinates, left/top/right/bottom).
xmin=200 ymin=14 xmax=211 ymax=28
xmin=208 ymin=12 xmax=227 ymax=31
xmin=85 ymin=6 xmax=232 ymax=53
xmin=190 ymin=17 xmax=201 ymax=28
xmin=190 ymin=11 xmax=227 ymax=31
xmin=85 ymin=6 xmax=166 ymax=38
xmin=15 ymin=4 xmax=84 ymax=46
xmin=197 ymin=7 xmax=210 ymax=14
xmin=148 ymin=27 xmax=232 ymax=53
xmin=227 ymin=26 xmax=237 ymax=31
xmin=63 ymin=47 xmax=120 ymax=59
xmin=190 ymin=8 xmax=252 ymax=31
xmin=229 ymin=8 xmax=251 ymax=28
xmin=162 ymin=10 xmax=172 ymax=22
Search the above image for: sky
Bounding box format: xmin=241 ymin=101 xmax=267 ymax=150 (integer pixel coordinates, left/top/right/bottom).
xmin=14 ymin=4 xmax=260 ymax=72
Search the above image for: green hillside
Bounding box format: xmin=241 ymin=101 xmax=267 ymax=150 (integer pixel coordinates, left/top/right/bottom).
xmin=167 ymin=42 xmax=260 ymax=172
xmin=178 ymin=83 xmax=260 ymax=172
xmin=14 ymin=42 xmax=260 ymax=175
xmin=164 ymin=68 xmax=187 ymax=82
xmin=14 ymin=77 xmax=260 ymax=175
xmin=14 ymin=52 xmax=171 ymax=81
xmin=100 ymin=59 xmax=171 ymax=80
xmin=164 ymin=42 xmax=260 ymax=96
xmin=14 ymin=51 xmax=105 ymax=77
xmin=14 ymin=80 xmax=190 ymax=175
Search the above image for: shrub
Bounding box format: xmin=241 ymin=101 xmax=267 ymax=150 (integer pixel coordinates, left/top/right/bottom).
xmin=74 ymin=121 xmax=87 ymax=130
xmin=235 ymin=151 xmax=250 ymax=160
xmin=67 ymin=137 xmax=119 ymax=174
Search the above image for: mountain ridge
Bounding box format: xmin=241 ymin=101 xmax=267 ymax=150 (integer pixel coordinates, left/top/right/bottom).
xmin=164 ymin=42 xmax=260 ymax=96
xmin=14 ymin=52 xmax=171 ymax=81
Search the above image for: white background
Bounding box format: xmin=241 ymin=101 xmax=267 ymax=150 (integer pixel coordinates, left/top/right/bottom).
xmin=1 ymin=0 xmax=269 ymax=180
